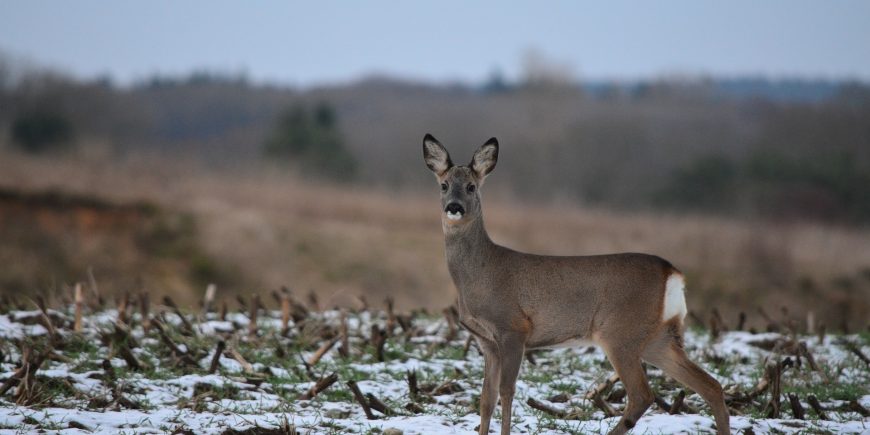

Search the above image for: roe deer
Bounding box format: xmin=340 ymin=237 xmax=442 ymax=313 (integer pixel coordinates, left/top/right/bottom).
xmin=422 ymin=134 xmax=730 ymax=435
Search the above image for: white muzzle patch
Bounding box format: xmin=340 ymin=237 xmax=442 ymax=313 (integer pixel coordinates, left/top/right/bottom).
xmin=446 ymin=211 xmax=463 ymax=220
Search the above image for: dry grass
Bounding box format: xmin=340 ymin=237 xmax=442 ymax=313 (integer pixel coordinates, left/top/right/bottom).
xmin=1 ymin=150 xmax=868 ymax=329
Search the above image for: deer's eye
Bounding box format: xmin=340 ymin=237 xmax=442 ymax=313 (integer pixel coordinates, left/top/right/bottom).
xmin=467 ymin=183 xmax=476 ymax=193
xmin=440 ymin=182 xmax=448 ymax=192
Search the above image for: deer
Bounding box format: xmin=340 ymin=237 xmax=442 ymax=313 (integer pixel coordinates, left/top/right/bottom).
xmin=422 ymin=134 xmax=730 ymax=435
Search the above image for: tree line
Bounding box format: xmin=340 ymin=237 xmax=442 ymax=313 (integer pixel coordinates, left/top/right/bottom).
xmin=1 ymin=60 xmax=868 ymax=223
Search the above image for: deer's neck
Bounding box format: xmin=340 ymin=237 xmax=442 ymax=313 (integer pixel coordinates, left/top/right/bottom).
xmin=444 ymin=215 xmax=497 ymax=291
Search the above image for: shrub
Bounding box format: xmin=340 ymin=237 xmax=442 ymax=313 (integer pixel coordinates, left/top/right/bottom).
xmin=10 ymin=109 xmax=74 ymax=153
xmin=655 ymin=155 xmax=737 ymax=211
xmin=263 ymin=102 xmax=357 ymax=180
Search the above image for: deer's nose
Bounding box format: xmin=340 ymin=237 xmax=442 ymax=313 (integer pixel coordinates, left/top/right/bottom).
xmin=445 ymin=203 xmax=465 ymax=215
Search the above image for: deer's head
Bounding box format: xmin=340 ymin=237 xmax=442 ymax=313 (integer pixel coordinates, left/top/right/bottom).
xmin=422 ymin=134 xmax=498 ymax=227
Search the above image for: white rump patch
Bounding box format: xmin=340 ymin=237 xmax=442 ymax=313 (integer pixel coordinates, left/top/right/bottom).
xmin=663 ymin=273 xmax=688 ymax=321
xmin=446 ymin=211 xmax=463 ymax=220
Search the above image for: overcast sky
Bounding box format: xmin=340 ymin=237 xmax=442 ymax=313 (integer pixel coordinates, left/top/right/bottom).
xmin=2 ymin=1 xmax=869 ymax=86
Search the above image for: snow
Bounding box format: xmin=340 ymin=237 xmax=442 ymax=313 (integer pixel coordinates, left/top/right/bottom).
xmin=0 ymin=313 xmax=48 ymax=339
xmin=1 ymin=405 xmax=868 ymax=434
xmin=1 ymin=308 xmax=869 ymax=434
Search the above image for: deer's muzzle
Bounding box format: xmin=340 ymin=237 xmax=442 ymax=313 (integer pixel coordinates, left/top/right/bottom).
xmin=445 ymin=202 xmax=465 ymax=220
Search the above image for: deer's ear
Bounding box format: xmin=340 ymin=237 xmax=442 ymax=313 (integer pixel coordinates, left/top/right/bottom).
xmin=423 ymin=134 xmax=452 ymax=176
xmin=470 ymin=137 xmax=498 ymax=180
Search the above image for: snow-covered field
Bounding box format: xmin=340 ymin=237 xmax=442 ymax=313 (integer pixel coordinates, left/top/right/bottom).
xmin=1 ymin=306 xmax=869 ymax=434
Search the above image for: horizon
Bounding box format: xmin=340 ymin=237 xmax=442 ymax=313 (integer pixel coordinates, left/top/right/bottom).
xmin=3 ymin=53 xmax=866 ymax=92
xmin=2 ymin=1 xmax=870 ymax=87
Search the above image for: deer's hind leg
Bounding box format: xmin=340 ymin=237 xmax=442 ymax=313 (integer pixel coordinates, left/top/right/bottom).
xmin=642 ymin=322 xmax=730 ymax=435
xmin=599 ymin=341 xmax=655 ymax=435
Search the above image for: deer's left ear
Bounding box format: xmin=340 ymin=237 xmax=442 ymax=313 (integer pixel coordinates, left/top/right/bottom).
xmin=470 ymin=137 xmax=498 ymax=181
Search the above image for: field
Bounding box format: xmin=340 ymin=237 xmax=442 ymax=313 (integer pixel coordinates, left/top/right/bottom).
xmin=1 ymin=152 xmax=870 ymax=435
xmin=1 ymin=295 xmax=869 ymax=434
xmin=2 ymin=151 xmax=870 ymax=330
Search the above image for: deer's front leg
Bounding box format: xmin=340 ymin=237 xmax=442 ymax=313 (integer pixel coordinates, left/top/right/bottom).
xmin=478 ymin=340 xmax=500 ymax=435
xmin=496 ymin=333 xmax=526 ymax=435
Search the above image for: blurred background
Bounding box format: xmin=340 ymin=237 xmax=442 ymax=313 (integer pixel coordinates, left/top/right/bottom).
xmin=1 ymin=1 xmax=869 ymax=330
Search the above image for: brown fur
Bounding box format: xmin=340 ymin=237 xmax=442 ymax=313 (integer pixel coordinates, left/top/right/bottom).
xmin=510 ymin=312 xmax=533 ymax=334
xmin=423 ymin=135 xmax=730 ymax=435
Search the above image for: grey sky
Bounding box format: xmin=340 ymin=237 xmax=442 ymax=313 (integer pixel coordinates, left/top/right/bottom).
xmin=1 ymin=1 xmax=869 ymax=86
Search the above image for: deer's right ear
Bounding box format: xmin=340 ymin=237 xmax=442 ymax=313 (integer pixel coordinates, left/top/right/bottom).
xmin=423 ymin=134 xmax=453 ymax=176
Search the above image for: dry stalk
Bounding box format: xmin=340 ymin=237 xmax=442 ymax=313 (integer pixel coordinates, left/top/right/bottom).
xmin=0 ymin=348 xmax=32 ymax=396
xmin=525 ymin=351 xmax=538 ymax=366
xmin=687 ymin=310 xmax=705 ymax=328
xmin=669 ymin=390 xmax=686 ymax=415
xmin=712 ymin=307 xmax=727 ymax=331
xmin=32 ymin=296 xmax=58 ymax=344
xmin=163 ymin=296 xmax=194 ymax=335
xmin=139 ymin=291 xmax=151 ymax=333
xmin=1 ymin=345 xmax=52 ymax=402
xmin=788 ymin=393 xmax=805 ymax=419
xmin=151 ymin=319 xmax=197 ymax=367
xmin=226 ymin=346 xmax=254 ymax=374
xmin=843 ymin=341 xmax=870 ymax=368
xmin=442 ymin=307 xmax=458 ymax=342
xmin=306 ymin=290 xmax=319 ymax=311
xmin=654 ymin=394 xmax=672 ymax=412
xmin=796 ymin=342 xmax=816 ymax=370
xmin=807 ymin=395 xmax=828 ymax=419
xmin=365 ymin=392 xmax=395 ymax=416
xmin=806 ymin=311 xmax=815 ymax=335
xmin=201 ymin=284 xmax=217 ymax=321
xmin=405 ymin=402 xmax=424 ymax=414
xmin=736 ymin=311 xmax=746 ymax=331
xmin=764 ymin=361 xmax=783 ymax=418
xmin=280 ymin=290 xmax=291 ymax=336
xmin=431 ymin=379 xmax=463 ymax=396
xmin=338 ymin=310 xmax=350 ymax=358
xmin=307 ymin=336 xmax=340 ymax=366
xmin=87 ymin=266 xmax=102 ymax=310
xmin=462 ymin=336 xmax=474 ymax=358
xmin=407 ymin=370 xmax=419 ymax=400
xmin=385 ymin=297 xmax=396 ymax=337
xmin=73 ymin=283 xmax=84 ymax=333
xmin=297 ymin=372 xmax=338 ymax=400
xmin=209 ymin=340 xmax=226 ymax=374
xmin=219 ymin=300 xmax=228 ymax=322
xmin=118 ymin=291 xmax=132 ymax=325
xmin=356 ymin=295 xmax=369 ymax=311
xmin=817 ymin=323 xmax=826 ymax=345
xmin=585 ymin=373 xmax=620 ymax=400
xmin=848 ymin=400 xmax=870 ymax=417
xmin=527 ymin=397 xmax=568 ymax=418
xmin=347 ymin=380 xmax=376 ymax=419
xmin=247 ymin=294 xmax=260 ymax=338
xmin=592 ymin=393 xmax=619 ymax=417
xmin=371 ymin=324 xmax=386 ymax=362
xmin=111 ymin=323 xmax=144 ymax=371
xmin=758 ymin=307 xmax=781 ymax=332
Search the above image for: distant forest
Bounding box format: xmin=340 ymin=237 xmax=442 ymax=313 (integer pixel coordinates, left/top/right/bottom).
xmin=1 ymin=56 xmax=869 ymax=223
